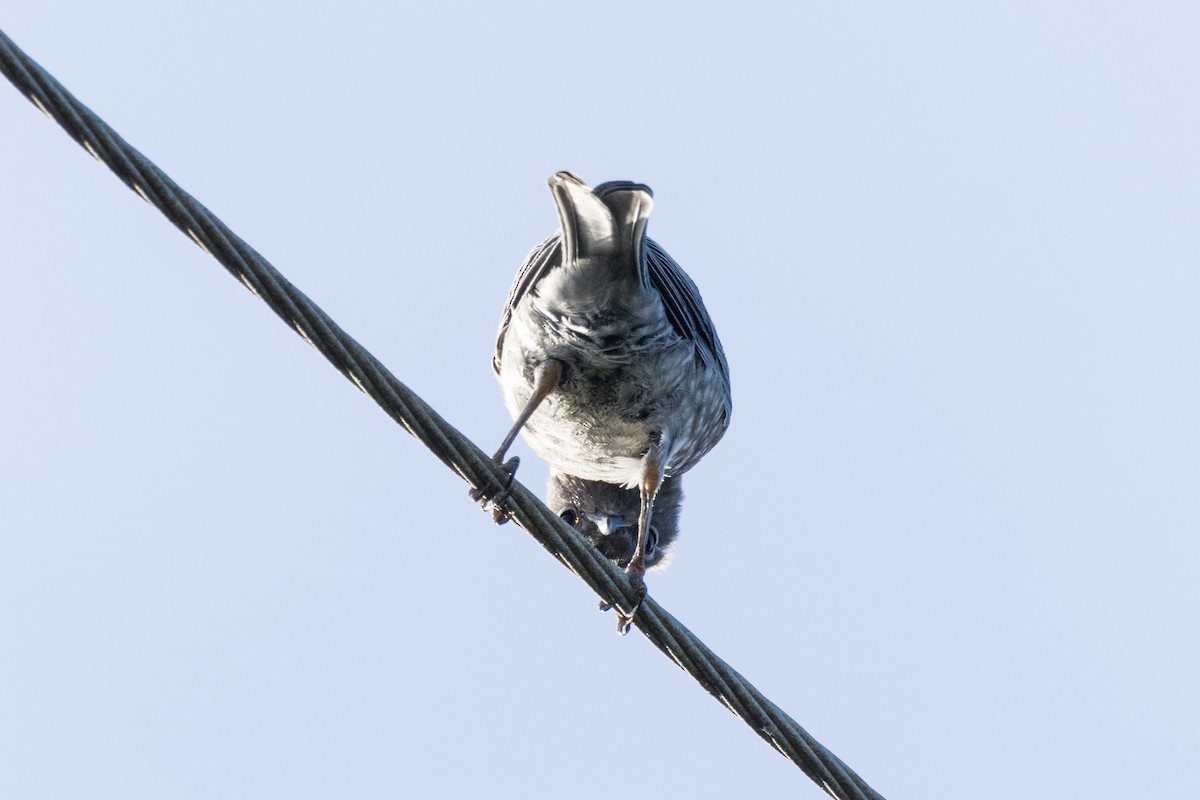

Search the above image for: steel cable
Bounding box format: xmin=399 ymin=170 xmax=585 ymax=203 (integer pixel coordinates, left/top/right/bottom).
xmin=0 ymin=28 xmax=884 ymax=800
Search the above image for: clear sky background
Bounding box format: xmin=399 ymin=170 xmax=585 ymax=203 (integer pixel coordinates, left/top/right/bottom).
xmin=2 ymin=4 xmax=1197 ymax=798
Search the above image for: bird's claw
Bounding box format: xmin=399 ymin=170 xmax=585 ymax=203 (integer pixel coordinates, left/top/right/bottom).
xmin=468 ymin=456 xmax=520 ymax=524
xmin=599 ymin=567 xmax=647 ymax=636
xmin=614 ymin=602 xmax=641 ymax=636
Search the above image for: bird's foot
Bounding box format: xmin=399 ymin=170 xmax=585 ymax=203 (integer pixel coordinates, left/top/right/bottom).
xmin=599 ymin=565 xmax=647 ymax=636
xmin=468 ymin=456 xmax=520 ymax=524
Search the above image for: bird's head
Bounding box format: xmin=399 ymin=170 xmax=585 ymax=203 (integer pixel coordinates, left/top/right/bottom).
xmin=547 ymin=473 xmax=682 ymax=571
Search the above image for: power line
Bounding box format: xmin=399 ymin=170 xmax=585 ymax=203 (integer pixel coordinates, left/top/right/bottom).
xmin=0 ymin=28 xmax=885 ymax=800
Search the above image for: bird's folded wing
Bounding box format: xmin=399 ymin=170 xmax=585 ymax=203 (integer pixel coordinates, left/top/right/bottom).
xmin=645 ymin=240 xmax=732 ymax=425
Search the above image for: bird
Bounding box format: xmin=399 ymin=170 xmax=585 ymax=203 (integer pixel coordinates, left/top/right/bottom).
xmin=472 ymin=172 xmax=731 ymax=633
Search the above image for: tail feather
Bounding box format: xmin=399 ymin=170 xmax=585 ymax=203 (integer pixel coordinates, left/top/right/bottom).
xmin=549 ymin=172 xmax=654 ymax=285
xmin=548 ymin=172 xmax=618 ymax=264
xmin=595 ymin=180 xmax=653 ymax=282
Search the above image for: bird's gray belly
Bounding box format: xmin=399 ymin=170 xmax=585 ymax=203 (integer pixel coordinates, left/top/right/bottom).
xmin=526 ymin=361 xmax=661 ymax=485
xmin=499 ymin=321 xmax=726 ymax=487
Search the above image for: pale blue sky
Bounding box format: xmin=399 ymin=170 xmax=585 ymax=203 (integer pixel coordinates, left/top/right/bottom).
xmin=2 ymin=3 xmax=1197 ymax=798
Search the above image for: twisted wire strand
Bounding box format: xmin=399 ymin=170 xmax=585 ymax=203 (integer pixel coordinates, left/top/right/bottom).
xmin=0 ymin=29 xmax=884 ymax=800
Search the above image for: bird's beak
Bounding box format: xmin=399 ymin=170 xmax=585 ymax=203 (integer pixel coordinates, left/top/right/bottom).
xmin=589 ymin=514 xmax=625 ymax=536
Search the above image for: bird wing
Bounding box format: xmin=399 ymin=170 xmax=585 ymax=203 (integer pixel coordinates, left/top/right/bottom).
xmin=494 ymin=235 xmax=731 ymax=427
xmin=492 ymin=234 xmax=560 ymax=375
xmin=644 ymin=238 xmax=732 ymax=426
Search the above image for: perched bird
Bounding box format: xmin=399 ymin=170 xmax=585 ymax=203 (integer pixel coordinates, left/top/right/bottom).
xmin=473 ymin=172 xmax=731 ymax=633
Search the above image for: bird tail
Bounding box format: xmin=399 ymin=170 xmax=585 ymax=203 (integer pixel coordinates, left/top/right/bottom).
xmin=548 ymin=172 xmax=653 ymax=288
